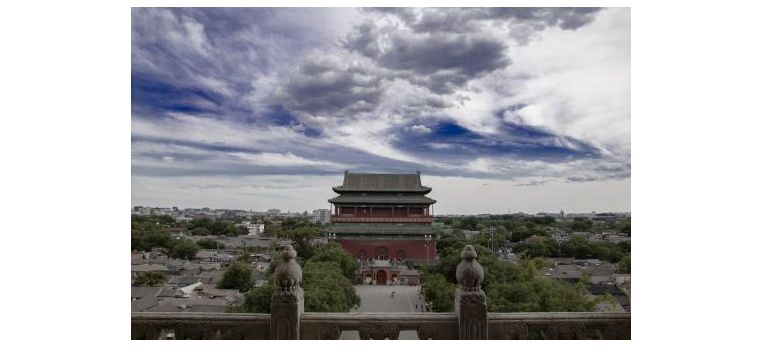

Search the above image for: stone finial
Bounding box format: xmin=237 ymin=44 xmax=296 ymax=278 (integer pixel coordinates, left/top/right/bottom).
xmin=456 ymin=245 xmax=484 ymax=291
xmin=274 ymin=245 xmax=302 ymax=292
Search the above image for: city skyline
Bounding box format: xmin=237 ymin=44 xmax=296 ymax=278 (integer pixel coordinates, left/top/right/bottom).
xmin=132 ymin=8 xmax=631 ymax=214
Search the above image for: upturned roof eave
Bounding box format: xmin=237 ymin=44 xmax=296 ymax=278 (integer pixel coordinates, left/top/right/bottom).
xmin=331 ymin=186 xmax=432 ymax=193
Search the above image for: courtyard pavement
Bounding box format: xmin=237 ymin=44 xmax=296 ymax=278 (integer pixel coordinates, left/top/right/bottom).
xmin=339 ymin=284 xmax=425 ymax=339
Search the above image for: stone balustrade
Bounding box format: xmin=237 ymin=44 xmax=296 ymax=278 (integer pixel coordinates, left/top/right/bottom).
xmin=131 ymin=245 xmax=631 ymax=340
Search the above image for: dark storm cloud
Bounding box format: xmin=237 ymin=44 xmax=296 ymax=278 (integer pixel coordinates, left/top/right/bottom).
xmin=131 ymin=8 xmax=339 ymax=121
xmin=284 ymin=56 xmax=386 ymax=116
xmin=343 ymin=22 xmax=510 ymax=94
xmin=346 ymin=8 xmax=601 ymax=95
xmin=370 ymin=7 xmax=601 ymax=34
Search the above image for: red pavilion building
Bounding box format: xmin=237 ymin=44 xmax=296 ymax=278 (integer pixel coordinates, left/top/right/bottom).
xmin=326 ymin=171 xmax=438 ymax=285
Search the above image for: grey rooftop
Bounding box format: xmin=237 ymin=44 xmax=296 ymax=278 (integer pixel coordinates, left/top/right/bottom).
xmin=332 ymin=172 xmax=432 ymax=193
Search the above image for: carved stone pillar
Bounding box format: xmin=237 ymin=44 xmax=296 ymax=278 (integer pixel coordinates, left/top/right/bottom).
xmin=270 ymin=245 xmax=303 ymax=339
xmin=455 ymin=245 xmax=487 ymax=339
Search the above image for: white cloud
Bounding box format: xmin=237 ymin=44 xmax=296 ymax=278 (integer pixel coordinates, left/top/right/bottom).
xmin=229 ymin=152 xmax=341 ymax=168
xmin=494 ymin=8 xmax=631 ymax=157
xmin=409 ymin=124 xmax=432 ymax=134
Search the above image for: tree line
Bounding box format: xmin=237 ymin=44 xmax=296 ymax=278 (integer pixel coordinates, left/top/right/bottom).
xmin=227 ymin=243 xmax=360 ymax=313
xmin=421 ymin=231 xmax=614 ymax=313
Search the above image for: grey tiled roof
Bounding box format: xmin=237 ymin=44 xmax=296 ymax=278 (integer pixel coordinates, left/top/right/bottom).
xmin=144 ymin=302 xmax=183 ymax=313
xmin=131 ymin=286 xmax=161 ymax=299
xmin=185 ymin=305 xmax=228 ymax=313
xmin=131 ymin=296 xmax=159 ymax=312
xmin=333 ymin=172 xmax=431 ymax=192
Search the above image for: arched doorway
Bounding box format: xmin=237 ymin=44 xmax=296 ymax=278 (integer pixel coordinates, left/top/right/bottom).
xmin=375 ymin=270 xmax=387 ymax=285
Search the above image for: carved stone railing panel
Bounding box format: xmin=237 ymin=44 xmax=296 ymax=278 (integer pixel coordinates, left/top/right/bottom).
xmin=417 ymin=323 xmax=459 ymax=340
xmin=131 ymin=312 xmax=270 ymax=340
xmin=488 ymin=312 xmax=631 ymax=340
xmin=300 ymin=312 xmax=457 ymax=340
xmin=358 ymin=323 xmax=400 ymax=340
xmin=488 ymin=322 xmax=529 ymax=339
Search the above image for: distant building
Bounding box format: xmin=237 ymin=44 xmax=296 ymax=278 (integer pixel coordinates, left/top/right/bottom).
xmin=266 ymin=209 xmax=281 ymax=215
xmin=235 ymin=221 xmax=265 ymax=235
xmin=312 ymin=209 xmax=330 ymax=224
xmin=174 ymin=215 xmax=193 ymax=223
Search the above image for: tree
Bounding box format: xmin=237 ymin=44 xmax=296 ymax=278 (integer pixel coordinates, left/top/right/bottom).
xmin=302 ymin=261 xmax=360 ymax=312
xmin=192 ymin=227 xmax=210 ymax=236
xmin=618 ymin=221 xmax=631 ymax=236
xmin=169 ymin=239 xmax=199 ymax=260
xmin=421 ymin=273 xmax=455 ymax=312
xmin=422 ymin=236 xmax=601 ymax=313
xmin=618 ymin=255 xmax=631 ymax=274
xmin=234 ymin=242 xmax=360 ymax=313
xmin=196 ymin=238 xmax=225 ymax=249
xmin=509 ymin=226 xmax=548 ymax=242
xmin=570 ymin=217 xmax=593 ymax=232
xmin=307 ymin=244 xmax=358 ymax=280
xmin=131 ymin=229 xmax=172 ymax=251
xmin=286 ymin=225 xmax=319 ymax=260
xmin=232 ymin=282 xmax=274 ymax=313
xmin=133 ymin=271 xmax=168 ymax=286
xmin=218 ymin=262 xmax=253 ymax=292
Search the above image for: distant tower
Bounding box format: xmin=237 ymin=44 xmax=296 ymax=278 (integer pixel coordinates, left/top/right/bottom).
xmin=560 ymin=209 xmax=565 ymax=219
xmin=326 ymin=171 xmax=437 ymax=285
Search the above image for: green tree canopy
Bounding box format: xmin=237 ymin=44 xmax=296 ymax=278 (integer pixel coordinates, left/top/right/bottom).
xmin=217 ymin=262 xmax=253 ymax=292
xmin=189 ymin=218 xmax=247 ymax=236
xmin=421 ymin=273 xmax=455 ymax=312
xmin=192 ymin=226 xmax=210 ymax=236
xmin=306 ymin=243 xmax=358 ymax=279
xmin=133 ymin=271 xmax=168 ymax=286
xmin=169 ymin=239 xmax=199 ymax=260
xmin=570 ymin=217 xmax=593 ymax=232
xmin=302 ymin=261 xmax=361 ymax=312
xmin=422 ymin=232 xmax=600 ymax=313
xmin=196 ymin=238 xmax=225 ymax=249
xmin=618 ymin=255 xmax=631 ymax=274
xmin=131 ymin=229 xmax=172 ymax=251
xmin=235 ymin=243 xmax=360 ymax=313
xmin=231 ymin=282 xmax=274 ymax=313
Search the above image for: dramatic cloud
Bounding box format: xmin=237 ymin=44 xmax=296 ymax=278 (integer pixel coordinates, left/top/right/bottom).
xmin=284 ymin=55 xmax=386 ymax=116
xmin=131 ymin=7 xmax=630 ymax=213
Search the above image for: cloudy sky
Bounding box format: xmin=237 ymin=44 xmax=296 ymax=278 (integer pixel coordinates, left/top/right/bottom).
xmin=131 ymin=7 xmax=630 ymax=214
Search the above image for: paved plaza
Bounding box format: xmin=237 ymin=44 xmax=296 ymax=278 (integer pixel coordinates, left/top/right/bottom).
xmin=339 ymin=284 xmax=425 ymax=339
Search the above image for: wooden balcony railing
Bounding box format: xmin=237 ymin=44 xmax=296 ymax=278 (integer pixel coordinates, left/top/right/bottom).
xmin=330 ymin=216 xmax=433 ymax=223
xmin=131 ymin=245 xmax=631 ymax=340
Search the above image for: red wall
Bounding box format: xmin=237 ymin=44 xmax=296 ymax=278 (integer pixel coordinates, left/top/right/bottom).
xmin=336 ymin=238 xmax=437 ymax=261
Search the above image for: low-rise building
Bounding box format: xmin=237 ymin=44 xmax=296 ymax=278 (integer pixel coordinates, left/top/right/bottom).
xmin=235 ymin=221 xmax=265 ymax=235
